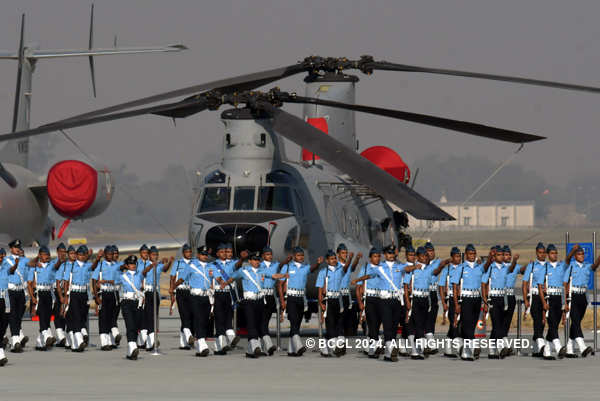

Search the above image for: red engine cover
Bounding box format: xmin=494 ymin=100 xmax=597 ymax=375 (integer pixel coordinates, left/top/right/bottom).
xmin=360 ymin=146 xmax=411 ymax=183
xmin=301 ymin=117 xmax=328 ymax=161
xmin=47 ymin=160 xmax=98 ymax=218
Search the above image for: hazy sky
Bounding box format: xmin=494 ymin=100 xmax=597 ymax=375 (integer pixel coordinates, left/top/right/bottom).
xmin=1 ymin=0 xmax=599 ymax=184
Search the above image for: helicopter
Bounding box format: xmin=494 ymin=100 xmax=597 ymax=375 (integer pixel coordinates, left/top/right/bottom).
xmin=2 ymin=53 xmax=600 ymax=274
xmin=0 ymin=5 xmax=186 ymax=246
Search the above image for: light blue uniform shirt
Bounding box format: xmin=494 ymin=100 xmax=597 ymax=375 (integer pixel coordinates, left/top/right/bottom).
xmin=482 ymin=262 xmax=508 ymax=289
xmin=339 ymin=261 xmax=352 ymax=289
xmin=232 ymin=266 xmax=262 ymax=293
xmin=357 ymin=263 xmax=382 ymax=290
xmin=136 ymin=258 xmax=152 ymax=275
xmin=504 ymin=263 xmax=522 ymax=289
xmin=315 ymin=264 xmax=345 ymax=292
xmin=181 ymin=260 xmax=212 ymax=290
xmin=373 ymin=261 xmax=405 ymax=291
xmin=61 ymin=261 xmax=76 ymax=281
xmin=543 ymin=261 xmax=567 ymax=288
xmin=28 ymin=259 xmax=58 ymax=285
xmin=260 ymin=261 xmax=280 ymax=289
xmin=142 ymin=263 xmax=165 ymax=287
xmin=91 ymin=260 xmax=119 ymax=283
xmin=212 ymin=259 xmax=236 ymax=282
xmin=0 ymin=260 xmax=9 ymax=289
xmin=404 ymin=262 xmax=435 ymax=291
xmin=451 ymin=261 xmax=485 ymax=291
xmin=438 ymin=263 xmax=460 ymax=290
xmin=120 ymin=270 xmax=143 ymax=292
xmin=64 ymin=260 xmax=93 ymax=286
xmin=280 ymin=261 xmax=311 ymax=290
xmin=563 ymin=261 xmax=594 ymax=287
xmin=5 ymin=254 xmax=30 ymax=285
xmin=171 ymin=258 xmax=191 ymax=285
xmin=522 ymin=260 xmax=546 ymax=286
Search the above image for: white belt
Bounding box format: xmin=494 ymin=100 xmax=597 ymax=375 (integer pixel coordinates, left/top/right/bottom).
xmin=340 ymin=288 xmax=350 ymax=295
xmin=412 ymin=289 xmax=429 ymax=297
xmin=71 ymin=284 xmax=88 ymax=292
xmin=379 ymin=290 xmax=394 ymax=299
xmin=448 ymin=290 xmax=454 ymax=297
xmin=36 ymin=284 xmax=52 ymax=291
xmin=260 ymin=288 xmax=275 ymax=296
xmin=7 ymin=283 xmax=24 ymax=291
xmin=215 ymin=288 xmax=231 ymax=293
xmin=572 ymin=286 xmax=587 ymax=294
xmin=365 ymin=289 xmax=379 ymax=297
xmin=429 ymin=284 xmax=438 ymax=291
xmin=530 ymin=287 xmax=539 ymax=295
xmin=547 ymin=287 xmax=562 ymax=295
xmin=461 ymin=289 xmax=481 ymax=297
xmin=505 ymin=288 xmax=515 ymax=296
xmin=122 ymin=292 xmax=139 ymax=300
xmin=144 ymin=285 xmax=158 ymax=292
xmin=287 ymin=289 xmax=305 ymax=297
xmin=393 ymin=290 xmax=404 ymax=300
xmin=176 ymin=284 xmax=190 ymax=291
xmin=191 ymin=288 xmax=211 ymax=296
xmin=100 ymin=285 xmax=116 ymax=291
xmin=326 ymin=291 xmax=340 ymax=298
xmin=243 ymin=291 xmax=261 ymax=300
xmin=489 ymin=289 xmax=505 ymax=297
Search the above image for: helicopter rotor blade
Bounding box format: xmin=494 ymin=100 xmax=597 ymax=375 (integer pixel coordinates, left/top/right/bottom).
xmin=0 ymin=96 xmax=208 ymax=142
xmin=286 ymin=95 xmax=545 ymax=143
xmin=365 ymin=60 xmax=600 ymax=94
xmin=57 ymin=63 xmax=307 ymax=124
xmin=258 ymin=101 xmax=454 ymax=221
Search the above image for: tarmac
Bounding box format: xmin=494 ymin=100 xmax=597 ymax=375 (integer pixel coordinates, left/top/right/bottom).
xmin=1 ymin=308 xmax=599 ymax=401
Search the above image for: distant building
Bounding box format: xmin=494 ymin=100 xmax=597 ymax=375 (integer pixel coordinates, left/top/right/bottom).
xmin=396 ymin=196 xmax=535 ymax=231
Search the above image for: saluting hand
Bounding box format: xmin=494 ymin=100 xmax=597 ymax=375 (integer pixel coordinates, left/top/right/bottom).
xmin=316 ymin=256 xmax=324 ymax=265
xmin=96 ymin=249 xmax=104 ymax=260
xmin=348 ymin=252 xmax=355 ymax=260
xmin=513 ymin=254 xmax=520 ymax=262
xmin=356 ymin=252 xmax=363 ymax=260
xmin=161 ymin=257 xmax=168 ymax=264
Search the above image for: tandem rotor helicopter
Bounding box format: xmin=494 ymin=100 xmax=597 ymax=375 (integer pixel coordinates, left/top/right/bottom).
xmin=2 ymin=48 xmax=600 ymax=265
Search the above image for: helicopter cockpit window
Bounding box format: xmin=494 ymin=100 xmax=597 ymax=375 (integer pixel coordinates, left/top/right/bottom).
xmin=233 ymin=186 xmax=255 ymax=210
xmin=258 ymin=186 xmax=293 ymax=212
xmin=205 ymin=170 xmax=226 ymax=184
xmin=265 ymin=170 xmax=295 ymax=184
xmin=199 ymin=187 xmax=231 ymax=212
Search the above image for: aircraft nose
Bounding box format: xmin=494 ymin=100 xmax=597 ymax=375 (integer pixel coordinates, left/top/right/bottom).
xmin=206 ymin=224 xmax=270 ymax=255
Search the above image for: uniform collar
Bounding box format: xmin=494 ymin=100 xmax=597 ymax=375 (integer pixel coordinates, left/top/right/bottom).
xmin=465 ymin=261 xmax=475 ymax=268
xmin=575 ymin=261 xmax=583 ymax=268
xmin=263 ymin=260 xmax=271 ymax=267
xmin=183 ymin=258 xmax=191 ymax=264
xmin=327 ymin=264 xmax=336 ymax=271
xmin=416 ymin=263 xmax=426 ymax=270
xmin=293 ymin=261 xmax=302 ymax=267
xmin=76 ymin=260 xmax=85 ymax=267
xmin=40 ymin=262 xmax=48 ymax=268
xmin=251 ymin=266 xmax=259 ymax=273
xmin=548 ymin=261 xmax=558 ymax=268
xmin=385 ymin=260 xmax=395 ymax=267
xmin=405 ymin=262 xmax=414 ymax=266
xmin=494 ymin=262 xmax=503 ymax=269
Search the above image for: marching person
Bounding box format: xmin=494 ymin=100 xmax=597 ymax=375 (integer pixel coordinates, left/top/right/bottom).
xmin=403 ymin=246 xmax=447 ymax=360
xmin=0 ymin=248 xmax=9 ymax=365
xmin=337 ymin=244 xmax=361 ymax=344
xmin=170 ymin=244 xmax=195 ymax=350
xmin=451 ymin=244 xmax=493 ymax=361
xmin=119 ymin=255 xmax=145 ymax=360
xmin=501 ymin=245 xmax=524 ymax=356
xmin=212 ymin=243 xmax=240 ymax=354
xmin=258 ymin=247 xmax=290 ymax=355
xmin=481 ymin=246 xmax=519 ymax=359
xmin=142 ymin=246 xmax=173 ymax=351
xmin=110 ymin=245 xmax=123 ymax=348
xmin=438 ymin=246 xmax=462 ymax=357
xmin=51 ymin=243 xmax=68 ymax=347
xmin=538 ymin=244 xmax=567 ymax=360
xmin=62 ymin=245 xmax=101 ymax=352
xmin=28 ymin=246 xmax=60 ymax=351
xmin=225 ymin=250 xmax=288 ymax=358
xmin=279 ymin=246 xmax=322 ymax=357
xmin=57 ymin=245 xmax=77 ymax=349
xmin=522 ymin=242 xmax=547 ymax=357
xmin=6 ymin=239 xmax=30 ymax=352
xmin=563 ymin=244 xmax=599 ymax=358
xmin=91 ymin=246 xmax=120 ymax=351
xmin=424 ymin=242 xmax=441 ymax=354
xmin=356 ymin=248 xmax=383 ymax=358
xmin=354 ymin=245 xmax=406 ymax=361
xmin=170 ymin=246 xmax=214 ymax=357
xmin=136 ymin=244 xmax=152 ymax=348
xmin=317 ymin=250 xmax=353 ymax=358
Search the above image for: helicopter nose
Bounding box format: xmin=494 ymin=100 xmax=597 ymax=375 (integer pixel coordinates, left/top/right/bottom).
xmin=206 ymin=224 xmax=270 ymax=255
